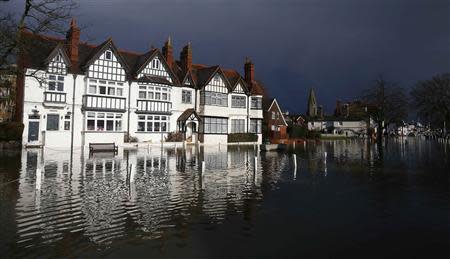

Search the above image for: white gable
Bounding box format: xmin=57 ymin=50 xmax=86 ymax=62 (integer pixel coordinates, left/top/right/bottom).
xmin=233 ymin=83 xmax=244 ymax=93
xmin=137 ymin=56 xmax=172 ymax=83
xmin=183 ymin=77 xmax=191 ymax=85
xmin=47 ymin=51 xmax=67 ymax=75
xmin=88 ymin=48 xmax=126 ymax=82
xmin=204 ymin=73 xmax=227 ymax=93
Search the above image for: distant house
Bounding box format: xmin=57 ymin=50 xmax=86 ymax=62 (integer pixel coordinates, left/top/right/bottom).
xmin=307 ymin=117 xmax=376 ymax=137
xmin=265 ymin=98 xmax=288 ymax=143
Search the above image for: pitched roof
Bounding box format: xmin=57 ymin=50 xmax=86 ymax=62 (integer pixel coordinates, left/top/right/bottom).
xmin=19 ymin=29 xmax=265 ymax=95
xmin=177 ymin=108 xmax=201 ymax=122
xmin=268 ymin=98 xmax=288 ymax=126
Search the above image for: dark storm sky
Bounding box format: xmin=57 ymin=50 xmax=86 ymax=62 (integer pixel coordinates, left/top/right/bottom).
xmin=5 ymin=0 xmax=450 ymax=114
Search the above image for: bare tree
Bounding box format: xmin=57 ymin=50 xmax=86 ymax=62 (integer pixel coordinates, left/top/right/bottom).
xmin=0 ymin=0 xmax=77 ymax=74
xmin=362 ymin=75 xmax=408 ymax=142
xmin=410 ymin=74 xmax=450 ymax=131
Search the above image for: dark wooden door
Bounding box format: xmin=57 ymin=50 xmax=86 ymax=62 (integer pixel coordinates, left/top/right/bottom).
xmin=28 ymin=121 xmax=39 ymax=141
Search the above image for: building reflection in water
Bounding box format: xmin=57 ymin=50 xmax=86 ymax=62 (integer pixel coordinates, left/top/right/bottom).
xmin=13 ymin=144 xmax=271 ymax=250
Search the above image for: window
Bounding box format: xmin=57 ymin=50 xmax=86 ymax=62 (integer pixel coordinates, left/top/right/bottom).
xmin=213 ymin=74 xmax=221 ymax=83
xmin=88 ymin=79 xmax=124 ymax=97
xmin=272 ymin=111 xmax=276 ymax=119
xmin=251 ymin=97 xmax=262 ymax=109
xmin=152 ymin=59 xmax=160 ymax=69
xmin=105 ymin=50 xmax=112 ymax=60
xmin=99 ymin=86 xmax=106 ymax=95
xmin=86 ymin=112 xmax=122 ymax=131
xmin=89 ymin=85 xmax=96 ymax=94
xmin=231 ymin=95 xmax=246 ymax=108
xmin=64 ymin=115 xmax=71 ymax=130
xmin=182 ymin=90 xmax=192 ymax=104
xmin=231 ymin=119 xmax=245 ymax=133
xmin=137 ymin=115 xmax=169 ymax=132
xmin=202 ymin=117 xmax=228 ymax=134
xmin=201 ymin=91 xmax=228 ymax=107
xmin=48 ymin=75 xmax=64 ymax=92
xmin=138 ymin=84 xmax=170 ymax=101
xmin=47 ymin=114 xmax=59 ymax=131
xmin=250 ymin=119 xmax=262 ymax=134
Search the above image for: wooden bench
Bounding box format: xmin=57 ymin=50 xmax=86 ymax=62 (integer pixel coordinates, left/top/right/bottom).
xmin=89 ymin=143 xmax=118 ymax=154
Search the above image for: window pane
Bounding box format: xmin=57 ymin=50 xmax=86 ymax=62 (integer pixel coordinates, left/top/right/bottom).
xmin=99 ymin=86 xmax=106 ymax=94
xmin=87 ymin=120 xmax=95 ymax=130
xmin=57 ymin=82 xmax=64 ymax=91
xmin=147 ymin=122 xmax=153 ymax=132
xmin=97 ymin=120 xmax=104 ymax=131
xmin=138 ymin=122 xmax=145 ymax=131
xmin=117 ymin=88 xmax=123 ymax=96
xmin=161 ymin=122 xmax=167 ymax=132
xmin=89 ymin=85 xmax=96 ymax=94
xmin=139 ymin=91 xmax=146 ymax=99
xmin=46 ymin=114 xmax=59 ymax=130
xmin=115 ymin=120 xmax=122 ymax=131
xmin=154 ymin=122 xmax=160 ymax=132
xmin=48 ymin=82 xmax=56 ymax=91
xmin=108 ymin=87 xmax=115 ymax=95
xmin=106 ymin=120 xmax=114 ymax=131
xmin=64 ymin=121 xmax=70 ymax=130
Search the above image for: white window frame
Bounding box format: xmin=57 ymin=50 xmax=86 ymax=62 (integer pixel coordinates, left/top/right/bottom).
xmin=137 ymin=115 xmax=169 ymax=132
xmin=86 ymin=112 xmax=123 ymax=132
xmin=231 ymin=95 xmax=246 ymax=108
xmin=231 ymin=119 xmax=245 ymax=133
xmin=182 ymin=90 xmax=192 ymax=104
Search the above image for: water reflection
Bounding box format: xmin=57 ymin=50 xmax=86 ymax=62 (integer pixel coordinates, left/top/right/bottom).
xmin=1 ymin=139 xmax=449 ymax=257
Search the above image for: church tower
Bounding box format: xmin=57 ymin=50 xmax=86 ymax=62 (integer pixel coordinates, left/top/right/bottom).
xmin=307 ymin=88 xmax=318 ymax=117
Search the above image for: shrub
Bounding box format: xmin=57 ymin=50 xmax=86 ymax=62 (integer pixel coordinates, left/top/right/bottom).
xmin=0 ymin=122 xmax=24 ymax=141
xmin=165 ymin=132 xmax=183 ymax=142
xmin=228 ymin=133 xmax=258 ymax=143
xmin=124 ymin=133 xmax=138 ymax=143
xmin=289 ymin=126 xmax=308 ymax=138
xmin=306 ymin=130 xmax=321 ymax=139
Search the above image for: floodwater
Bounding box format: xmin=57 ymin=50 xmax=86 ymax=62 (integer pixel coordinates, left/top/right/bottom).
xmin=0 ymin=139 xmax=449 ymax=258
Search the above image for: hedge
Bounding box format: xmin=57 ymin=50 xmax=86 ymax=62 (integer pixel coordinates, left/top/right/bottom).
xmin=228 ymin=133 xmax=258 ymax=143
xmin=289 ymin=126 xmax=308 ymax=138
xmin=0 ymin=122 xmax=24 ymax=141
xmin=306 ymin=130 xmax=321 ymax=139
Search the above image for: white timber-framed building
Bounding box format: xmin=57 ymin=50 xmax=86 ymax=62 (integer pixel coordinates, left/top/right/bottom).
xmin=16 ymin=20 xmax=265 ymax=148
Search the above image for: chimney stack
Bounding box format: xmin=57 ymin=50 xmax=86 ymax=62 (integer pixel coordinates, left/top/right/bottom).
xmin=66 ymin=18 xmax=80 ymax=68
xmin=244 ymin=57 xmax=254 ymax=84
xmin=180 ymin=42 xmax=192 ymax=72
xmin=162 ymin=36 xmax=173 ymax=68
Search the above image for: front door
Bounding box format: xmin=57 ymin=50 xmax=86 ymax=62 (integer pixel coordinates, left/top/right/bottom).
xmin=28 ymin=121 xmax=39 ymax=142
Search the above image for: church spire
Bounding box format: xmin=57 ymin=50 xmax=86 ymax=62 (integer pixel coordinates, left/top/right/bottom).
xmin=307 ymin=88 xmax=318 ymax=117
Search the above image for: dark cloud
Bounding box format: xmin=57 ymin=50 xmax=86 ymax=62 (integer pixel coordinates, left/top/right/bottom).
xmin=4 ymin=0 xmax=449 ymax=113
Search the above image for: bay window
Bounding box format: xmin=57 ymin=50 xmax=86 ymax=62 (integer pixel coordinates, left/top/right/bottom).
xmin=251 ymin=97 xmax=262 ymax=109
xmin=231 ymin=95 xmax=246 ymax=108
xmin=250 ymin=119 xmax=262 ymax=134
xmin=137 ymin=115 xmax=169 ymax=132
xmin=231 ymin=119 xmax=245 ymax=133
xmin=202 ymin=117 xmax=228 ymax=134
xmin=86 ymin=112 xmax=123 ymax=131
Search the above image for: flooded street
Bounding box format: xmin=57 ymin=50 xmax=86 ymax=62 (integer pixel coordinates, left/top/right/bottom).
xmin=0 ymin=139 xmax=449 ymax=258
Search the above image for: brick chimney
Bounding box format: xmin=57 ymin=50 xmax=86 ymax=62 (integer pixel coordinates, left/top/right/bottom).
xmin=162 ymin=36 xmax=173 ymax=68
xmin=244 ymin=57 xmax=254 ymax=84
xmin=66 ymin=18 xmax=80 ymax=67
xmin=180 ymin=43 xmax=192 ymax=72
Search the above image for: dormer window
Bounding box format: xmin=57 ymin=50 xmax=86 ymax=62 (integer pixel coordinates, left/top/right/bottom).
xmin=213 ymin=74 xmax=221 ymax=83
xmin=152 ymin=59 xmax=160 ymax=69
xmin=105 ymin=50 xmax=112 ymax=60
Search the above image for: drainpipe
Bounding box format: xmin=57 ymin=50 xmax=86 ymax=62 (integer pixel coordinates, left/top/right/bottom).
xmin=127 ymin=80 xmax=132 ymax=143
xmin=70 ymin=74 xmax=77 ymax=171
xmin=247 ymin=94 xmax=250 ymax=133
xmin=70 ymin=74 xmax=77 ymax=152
